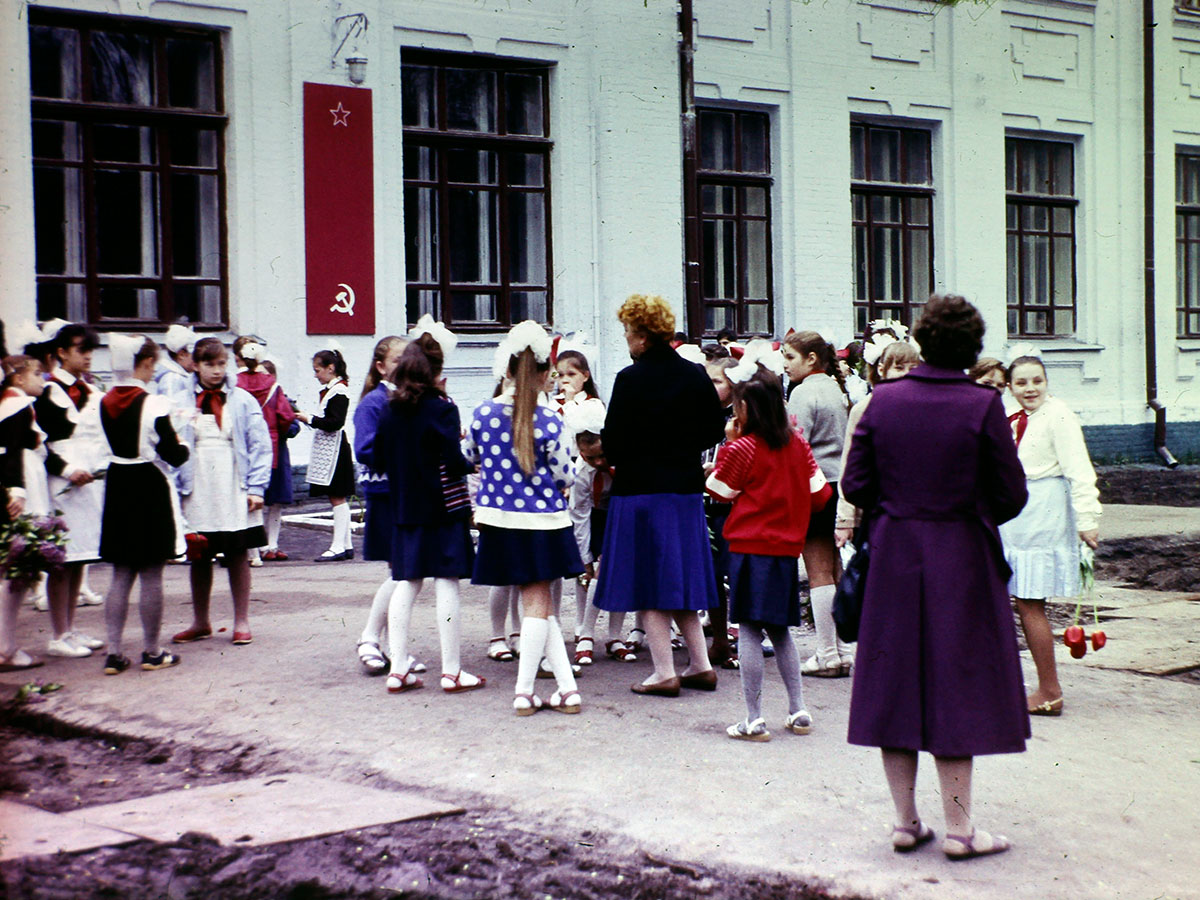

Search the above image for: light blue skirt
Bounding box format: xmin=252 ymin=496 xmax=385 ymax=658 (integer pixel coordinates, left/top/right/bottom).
xmin=1000 ymin=476 xmax=1081 ymax=600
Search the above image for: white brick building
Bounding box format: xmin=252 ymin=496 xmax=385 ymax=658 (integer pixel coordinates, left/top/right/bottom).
xmin=2 ymin=0 xmax=1199 ymax=461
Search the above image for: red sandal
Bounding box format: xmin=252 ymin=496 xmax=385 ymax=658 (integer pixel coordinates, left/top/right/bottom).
xmin=441 ymin=670 xmax=486 ymax=694
xmin=574 ymin=637 xmax=594 ymax=666
xmin=605 ymin=639 xmax=637 ymax=662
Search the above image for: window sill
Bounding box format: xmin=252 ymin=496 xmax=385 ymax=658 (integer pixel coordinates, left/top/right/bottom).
xmin=1016 ymin=339 xmax=1105 ymax=353
xmin=1175 ymin=339 xmax=1200 ymax=352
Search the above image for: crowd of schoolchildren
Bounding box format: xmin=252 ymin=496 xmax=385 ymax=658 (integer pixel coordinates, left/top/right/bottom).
xmin=0 ymin=299 xmax=1099 ymax=783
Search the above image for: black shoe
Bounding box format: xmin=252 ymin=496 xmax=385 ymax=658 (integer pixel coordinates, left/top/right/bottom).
xmin=103 ymin=653 xmax=131 ymax=675
xmin=141 ymin=650 xmax=182 ymax=671
xmin=314 ymin=549 xmax=353 ymax=562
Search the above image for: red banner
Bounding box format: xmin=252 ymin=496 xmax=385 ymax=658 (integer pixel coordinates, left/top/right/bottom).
xmin=303 ymin=82 xmax=375 ymax=334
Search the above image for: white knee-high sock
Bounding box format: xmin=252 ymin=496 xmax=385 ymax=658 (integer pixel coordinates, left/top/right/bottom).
xmin=574 ymin=579 xmax=588 ymax=636
xmin=266 ymin=505 xmax=283 ymax=550
xmin=387 ymin=579 xmax=421 ymax=674
xmin=362 ymin=578 xmax=394 ymax=645
xmin=434 ymin=578 xmax=461 ymax=676
xmin=810 ymin=583 xmax=838 ymax=659
xmin=489 ymin=586 xmax=512 ymax=638
xmin=543 ymin=616 xmax=577 ymax=694
xmin=331 ymin=504 xmax=351 ymax=552
xmin=581 ymin=583 xmax=603 ymax=640
xmin=515 ymin=617 xmax=549 ymax=695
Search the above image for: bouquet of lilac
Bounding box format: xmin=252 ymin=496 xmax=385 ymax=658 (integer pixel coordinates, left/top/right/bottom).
xmin=0 ymin=514 xmax=69 ymax=589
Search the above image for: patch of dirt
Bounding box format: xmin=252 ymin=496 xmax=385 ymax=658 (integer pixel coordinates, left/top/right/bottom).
xmin=1096 ymin=464 xmax=1200 ymax=508
xmin=0 ymin=714 xmax=854 ymax=900
xmin=1095 ymin=535 xmax=1200 ymax=593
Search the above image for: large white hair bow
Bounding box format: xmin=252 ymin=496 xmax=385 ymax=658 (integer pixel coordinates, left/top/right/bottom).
xmin=10 ymin=320 xmax=44 ymax=352
xmin=240 ymin=341 xmax=267 ymax=362
xmin=109 ymin=333 xmax=144 ymax=375
xmin=39 ymin=318 xmax=70 ymax=343
xmin=1004 ymin=342 xmax=1043 ymax=365
xmin=557 ymin=330 xmax=596 ymax=371
xmin=409 ymin=314 xmax=458 ymax=357
xmin=164 ymin=324 xmax=198 ymax=354
xmin=499 ymin=320 xmax=552 ymax=365
xmin=563 ymin=397 xmax=607 ymax=436
xmin=676 ymin=343 xmax=706 ymax=366
xmin=861 ymin=332 xmax=898 ymax=366
xmin=727 ymin=339 xmax=784 ymax=384
xmin=868 ymin=318 xmax=910 ymax=340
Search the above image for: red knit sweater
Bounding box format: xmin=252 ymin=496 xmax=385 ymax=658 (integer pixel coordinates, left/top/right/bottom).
xmin=705 ymin=432 xmax=832 ymax=557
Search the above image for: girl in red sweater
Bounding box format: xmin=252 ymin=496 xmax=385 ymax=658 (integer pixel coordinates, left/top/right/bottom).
xmin=706 ymin=362 xmax=832 ymax=741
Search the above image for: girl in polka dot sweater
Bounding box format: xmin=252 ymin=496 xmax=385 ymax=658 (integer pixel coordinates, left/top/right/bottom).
xmin=464 ymin=321 xmax=584 ymax=716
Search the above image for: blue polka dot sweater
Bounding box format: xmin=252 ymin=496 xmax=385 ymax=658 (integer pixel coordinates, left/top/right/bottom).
xmin=464 ymin=394 xmax=575 ymax=530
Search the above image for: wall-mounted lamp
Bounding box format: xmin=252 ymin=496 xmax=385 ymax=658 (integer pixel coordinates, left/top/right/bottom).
xmin=346 ymin=56 xmax=367 ymax=85
xmin=332 ymin=13 xmax=369 ymax=84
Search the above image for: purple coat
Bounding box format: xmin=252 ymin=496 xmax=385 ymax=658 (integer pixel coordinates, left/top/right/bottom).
xmin=841 ymin=364 xmax=1030 ymax=757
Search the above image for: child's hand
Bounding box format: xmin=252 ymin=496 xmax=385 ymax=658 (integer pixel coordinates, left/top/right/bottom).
xmin=561 ymin=383 xmax=578 ymax=402
xmin=1079 ymin=529 xmax=1099 ymax=549
xmin=724 ymin=418 xmax=742 ymax=442
xmin=585 ymin=562 xmax=595 ymax=582
xmin=834 ymin=526 xmax=854 ymax=548
xmin=296 ymin=411 xmax=310 ymax=424
xmin=7 ymin=495 xmax=24 ymax=518
xmin=247 ymin=495 xmax=264 ymax=513
xmin=67 ymin=468 xmax=94 ymax=486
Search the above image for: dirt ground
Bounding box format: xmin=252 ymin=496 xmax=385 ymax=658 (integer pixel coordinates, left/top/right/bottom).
xmin=0 ymin=711 xmax=851 ymax=900
xmin=1095 ymin=464 xmax=1200 ymax=507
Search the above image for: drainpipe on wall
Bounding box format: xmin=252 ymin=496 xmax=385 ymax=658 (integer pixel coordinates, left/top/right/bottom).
xmin=679 ymin=0 xmax=702 ymax=338
xmin=1144 ymin=0 xmax=1179 ymax=467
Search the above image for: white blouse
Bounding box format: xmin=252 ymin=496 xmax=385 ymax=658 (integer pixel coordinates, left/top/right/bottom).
xmin=1013 ymin=395 xmax=1101 ymax=532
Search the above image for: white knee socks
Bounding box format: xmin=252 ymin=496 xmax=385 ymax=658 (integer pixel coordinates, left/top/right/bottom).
xmin=387 ymin=579 xmax=421 ymax=674
xmin=543 ymin=616 xmax=577 ymax=693
xmin=515 ymin=617 xmax=549 ymax=695
xmin=362 ymin=578 xmax=394 ymax=645
xmin=810 ymin=583 xmax=838 ymax=661
xmin=330 ymin=504 xmax=351 ymax=553
xmin=266 ymin=505 xmax=283 ymax=550
xmin=434 ymin=578 xmax=461 ymax=676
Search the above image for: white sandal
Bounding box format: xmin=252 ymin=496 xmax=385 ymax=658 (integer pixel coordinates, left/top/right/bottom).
xmin=548 ymin=689 xmax=582 ymax=714
xmin=513 ymin=693 xmax=543 ymax=716
xmin=356 ymin=640 xmax=387 ymax=673
xmin=785 ymin=710 xmax=813 ymax=735
xmin=726 ymin=718 xmax=771 ymax=742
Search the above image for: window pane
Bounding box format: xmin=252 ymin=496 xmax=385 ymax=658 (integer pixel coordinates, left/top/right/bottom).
xmin=33 ymin=168 xmax=84 ymax=276
xmin=166 ymin=39 xmax=216 ymax=110
xmin=1054 ymin=309 xmax=1073 ymax=335
xmin=99 ymin=284 xmax=157 ymax=320
xmin=446 ymin=68 xmax=497 ymax=132
xmin=402 ymin=65 xmax=436 ymax=128
xmin=1007 ymin=307 xmax=1018 ymax=335
xmin=90 ymin=31 xmax=155 ymax=105
xmin=173 ymin=282 xmax=221 ymax=323
xmin=743 ymin=303 xmax=769 ymax=335
xmin=908 ymin=230 xmax=931 ymax=301
xmin=904 ymin=130 xmax=931 ymax=184
xmin=869 ymin=129 xmax=900 ymax=182
xmin=407 ymin=288 xmax=440 ymax=322
xmin=1050 ymin=143 xmax=1073 ymax=195
xmin=403 ymin=146 xmax=437 ymax=181
xmin=447 ymin=189 xmax=498 ymax=283
xmin=404 ymin=186 xmax=439 ymax=282
xmin=1052 ymin=206 xmax=1072 ymax=234
xmin=704 ymin=305 xmax=734 ymax=333
xmin=743 ymin=220 xmax=768 ymax=299
xmin=851 ymin=125 xmax=866 ymax=181
xmin=1020 ymin=205 xmax=1049 ymax=232
xmin=447 ymin=149 xmax=497 ymax=184
xmin=511 ymin=290 xmax=547 ymax=323
xmin=32 ymin=120 xmax=81 ymax=160
xmin=907 ymin=196 xmax=930 ymax=226
xmin=741 ymin=115 xmax=768 ymax=173
xmin=169 ymin=128 xmax=218 ymax=167
xmin=1007 ymin=203 xmax=1017 ymax=230
xmin=871 ymin=227 xmax=901 ymax=301
xmin=870 ymin=195 xmax=901 ymax=225
xmin=30 ymin=25 xmax=81 ymax=100
xmin=1006 ymin=141 xmax=1018 ymax=192
xmin=700 ymin=111 xmax=734 ymax=171
xmin=1007 ymin=234 xmax=1019 ymax=303
xmin=171 ymin=173 xmax=220 ymax=277
xmin=450 ymin=291 xmax=498 ymax=322
xmin=1052 ymin=236 xmax=1073 ymax=303
xmin=852 ymin=193 xmax=866 ymax=222
xmin=95 ymin=170 xmax=159 ymax=276
xmin=93 ymin=124 xmax=155 ymax=164
xmin=1024 ymin=309 xmax=1049 ymax=335
xmin=508 ymin=153 xmax=544 ymax=187
xmin=1181 ymin=156 xmax=1200 ymax=205
xmin=743 ymin=186 xmax=766 ymax=216
xmin=855 ymin=305 xmax=869 ymax=336
xmin=702 ymin=219 xmax=736 ymax=299
xmin=508 ymin=192 xmax=546 ymax=285
xmin=1190 ymin=243 xmax=1200 ymax=311
xmin=35 ymin=281 xmax=86 ymax=323
xmin=505 ymin=73 xmax=544 ymax=136
xmin=702 ymin=185 xmax=735 ymax=215
xmin=854 ymin=224 xmax=868 ymax=300
xmin=1021 ymin=234 xmax=1049 ymax=305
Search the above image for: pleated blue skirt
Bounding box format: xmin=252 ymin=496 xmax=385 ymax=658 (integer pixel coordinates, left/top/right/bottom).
xmin=727 ymin=552 xmax=801 ymax=627
xmin=593 ymin=493 xmax=717 ymax=613
xmin=472 ymin=525 xmax=584 ymax=586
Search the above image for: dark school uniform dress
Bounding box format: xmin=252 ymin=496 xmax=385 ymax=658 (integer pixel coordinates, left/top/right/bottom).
xmin=706 ymin=432 xmax=830 ymax=627
xmin=371 ymin=390 xmax=475 ymax=580
xmin=308 ymin=380 xmax=356 ymax=498
xmin=841 ymin=364 xmax=1031 ymax=757
xmin=98 ymin=383 xmax=189 ymax=566
xmin=0 ymin=391 xmax=55 ymax=526
xmin=352 ymin=383 xmax=394 ymax=562
xmin=592 ymin=341 xmax=726 ymax=613
xmin=465 ymin=393 xmax=582 ymax=586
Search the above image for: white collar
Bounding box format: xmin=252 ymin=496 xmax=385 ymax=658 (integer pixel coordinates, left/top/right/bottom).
xmin=55 ymin=369 xmax=79 ymax=386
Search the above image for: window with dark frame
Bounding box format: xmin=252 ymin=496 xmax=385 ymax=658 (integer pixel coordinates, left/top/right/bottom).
xmin=28 ymin=10 xmax=228 ymax=330
xmin=693 ymin=108 xmax=773 ymax=338
xmin=850 ymin=123 xmax=934 ymax=337
xmin=1178 ymin=152 xmax=1200 ymax=338
xmin=1006 ymin=137 xmax=1077 ymax=337
xmin=402 ymin=52 xmax=552 ymax=329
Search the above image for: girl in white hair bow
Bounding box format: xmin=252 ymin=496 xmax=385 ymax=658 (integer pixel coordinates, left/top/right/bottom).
xmin=297 ymin=343 xmax=356 ymax=561
xmin=464 ymin=321 xmax=584 ymax=715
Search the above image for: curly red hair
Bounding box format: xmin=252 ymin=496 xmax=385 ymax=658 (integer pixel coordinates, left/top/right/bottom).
xmin=617 ymin=294 xmax=676 ymax=341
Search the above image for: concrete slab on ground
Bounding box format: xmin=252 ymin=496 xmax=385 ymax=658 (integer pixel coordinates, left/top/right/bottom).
xmin=63 ymin=773 xmax=462 ymax=847
xmin=1101 ymin=504 xmax=1200 ymax=540
xmin=0 ymin=800 xmax=138 ymax=860
xmin=1048 ymin=588 xmax=1200 ymax=675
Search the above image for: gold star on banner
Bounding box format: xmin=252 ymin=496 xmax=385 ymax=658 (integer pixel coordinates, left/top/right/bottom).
xmin=330 ymin=102 xmax=351 ymax=126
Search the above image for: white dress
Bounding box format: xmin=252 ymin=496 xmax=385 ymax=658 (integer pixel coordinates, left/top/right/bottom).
xmin=183 ymin=412 xmax=264 ymax=536
xmin=43 ymin=381 xmax=106 ymax=562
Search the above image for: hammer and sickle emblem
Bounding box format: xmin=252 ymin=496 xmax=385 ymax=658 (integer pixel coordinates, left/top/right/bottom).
xmin=331 ymin=283 xmax=356 ymax=316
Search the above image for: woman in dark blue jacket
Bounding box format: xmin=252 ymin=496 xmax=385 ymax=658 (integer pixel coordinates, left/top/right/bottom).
xmin=593 ymin=294 xmax=726 ymax=697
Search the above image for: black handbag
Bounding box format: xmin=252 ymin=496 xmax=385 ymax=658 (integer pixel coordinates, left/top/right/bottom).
xmin=832 ymin=527 xmax=869 ymax=643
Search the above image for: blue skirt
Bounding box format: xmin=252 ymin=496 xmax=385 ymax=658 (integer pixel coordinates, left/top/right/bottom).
xmin=472 ymin=525 xmax=584 ymax=586
xmin=362 ymin=493 xmax=392 ymax=562
xmin=593 ymin=494 xmax=717 ymax=613
xmin=391 ymin=518 xmax=474 ymax=581
xmin=728 ymin=552 xmax=801 ymax=627
xmin=264 ymin=440 xmax=294 ymax=505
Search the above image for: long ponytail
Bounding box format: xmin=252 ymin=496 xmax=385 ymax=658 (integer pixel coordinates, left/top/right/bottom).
xmin=509 ymin=348 xmax=548 ymax=475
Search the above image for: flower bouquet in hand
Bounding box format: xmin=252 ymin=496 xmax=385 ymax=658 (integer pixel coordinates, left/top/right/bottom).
xmin=1063 ymin=545 xmax=1105 ymax=658
xmin=0 ymin=514 xmax=69 ymax=589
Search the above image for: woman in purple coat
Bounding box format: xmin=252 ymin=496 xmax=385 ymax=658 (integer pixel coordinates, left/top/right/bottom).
xmin=841 ymin=294 xmax=1029 ymax=861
